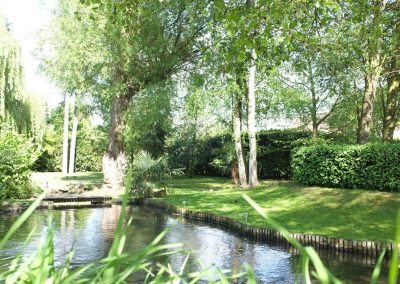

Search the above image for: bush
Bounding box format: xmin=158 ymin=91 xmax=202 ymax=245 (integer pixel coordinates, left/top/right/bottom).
xmin=292 ymin=143 xmax=400 ymax=192
xmin=0 ymin=130 xmax=39 ymax=199
xmin=126 ymin=151 xmax=170 ymax=197
xmin=166 ymin=130 xmax=231 ymax=176
xmin=252 ymin=129 xmax=314 ymax=179
xmin=167 ymin=129 xmax=318 ymax=179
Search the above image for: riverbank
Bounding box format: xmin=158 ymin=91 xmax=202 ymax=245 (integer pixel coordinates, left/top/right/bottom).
xmin=158 ymin=176 xmax=400 ymax=242
xmin=9 ymin=173 xmax=400 ymax=243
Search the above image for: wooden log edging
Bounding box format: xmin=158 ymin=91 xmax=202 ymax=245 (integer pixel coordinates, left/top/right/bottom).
xmin=142 ymin=199 xmax=394 ymax=258
xmin=43 ymin=195 xmax=112 ymax=203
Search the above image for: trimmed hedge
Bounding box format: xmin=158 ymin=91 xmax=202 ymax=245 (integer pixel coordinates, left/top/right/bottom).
xmin=292 ymin=143 xmax=400 ymax=192
xmin=252 ymin=129 xmax=313 ymax=179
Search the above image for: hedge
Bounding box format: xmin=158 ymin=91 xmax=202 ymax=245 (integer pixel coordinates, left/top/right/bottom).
xmin=250 ymin=129 xmax=313 ymax=179
xmin=291 ymin=143 xmax=400 ymax=192
xmin=167 ymin=129 xmax=314 ymax=179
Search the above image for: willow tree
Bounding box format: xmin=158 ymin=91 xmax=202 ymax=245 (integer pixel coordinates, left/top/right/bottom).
xmin=0 ymin=15 xmax=31 ymax=135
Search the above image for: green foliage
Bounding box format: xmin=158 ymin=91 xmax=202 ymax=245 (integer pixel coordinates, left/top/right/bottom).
xmin=126 ymin=151 xmax=170 ymax=197
xmin=33 ymin=104 xmax=106 ymax=172
xmin=0 ymin=16 xmax=45 ymax=139
xmin=251 ymin=130 xmax=314 ymax=179
xmin=167 ymin=131 xmax=232 ymax=177
xmin=124 ymin=83 xmax=174 ymax=158
xmin=292 ymin=143 xmax=400 ymax=192
xmin=169 ymin=129 xmax=317 ymax=179
xmin=0 ymin=129 xmax=38 ymax=199
xmin=210 ymin=141 xmax=236 ymax=176
xmin=75 ymin=124 xmax=107 ymax=172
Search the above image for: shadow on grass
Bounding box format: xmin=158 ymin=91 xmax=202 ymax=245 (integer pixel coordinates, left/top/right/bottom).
xmin=162 ymin=176 xmax=400 ymax=242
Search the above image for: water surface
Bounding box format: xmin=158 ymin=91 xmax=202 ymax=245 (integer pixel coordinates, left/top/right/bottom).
xmin=0 ymin=205 xmax=388 ymax=283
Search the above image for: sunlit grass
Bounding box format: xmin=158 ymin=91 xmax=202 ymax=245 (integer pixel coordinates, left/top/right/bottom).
xmin=161 ymin=176 xmax=400 ymax=242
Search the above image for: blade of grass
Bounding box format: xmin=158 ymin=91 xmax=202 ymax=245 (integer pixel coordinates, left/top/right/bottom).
xmin=370 ymin=249 xmax=386 ymax=284
xmin=243 ymin=194 xmax=342 ymax=284
xmin=388 ymin=210 xmax=400 ymax=284
xmin=243 ymin=264 xmax=256 ymax=284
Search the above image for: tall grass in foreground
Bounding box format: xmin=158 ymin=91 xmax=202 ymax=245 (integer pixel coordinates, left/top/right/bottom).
xmin=0 ymin=191 xmax=398 ymax=283
xmin=0 ymin=191 xmax=249 ymax=283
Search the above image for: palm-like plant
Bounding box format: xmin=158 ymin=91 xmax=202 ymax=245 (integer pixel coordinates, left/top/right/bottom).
xmin=127 ymin=151 xmax=169 ymax=197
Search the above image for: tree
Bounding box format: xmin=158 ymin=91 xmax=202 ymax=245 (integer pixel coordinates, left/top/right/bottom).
xmin=74 ymin=0 xmax=209 ymax=189
xmin=0 ymin=15 xmax=32 ymax=135
xmin=68 ymin=92 xmax=78 ymax=174
xmin=61 ymin=93 xmax=70 ymax=175
xmin=247 ymin=48 xmax=258 ymax=187
xmin=232 ymin=75 xmax=248 ymax=187
xmin=381 ymin=2 xmax=400 ymax=142
xmin=209 ymin=0 xmax=311 ymax=187
xmin=353 ymin=0 xmax=387 ymax=144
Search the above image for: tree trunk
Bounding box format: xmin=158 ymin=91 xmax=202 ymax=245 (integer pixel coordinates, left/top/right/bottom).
xmin=383 ymin=16 xmax=400 ymax=142
xmin=357 ymin=0 xmax=384 ymax=144
xmin=188 ymin=111 xmax=198 ymax=177
xmin=231 ymin=163 xmax=239 ymax=185
xmin=383 ymin=70 xmax=400 ymax=142
xmin=68 ymin=93 xmax=78 ymax=174
xmin=308 ymin=59 xmax=319 ymax=138
xmin=358 ymin=59 xmax=380 ymax=144
xmin=233 ymin=91 xmax=248 ymax=188
xmin=247 ymin=48 xmax=258 ymax=187
xmin=62 ymin=93 xmax=70 ymax=175
xmin=102 ymin=94 xmax=130 ymax=190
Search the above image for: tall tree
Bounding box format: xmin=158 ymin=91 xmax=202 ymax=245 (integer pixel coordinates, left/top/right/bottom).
xmin=210 ymin=0 xmax=309 ymax=187
xmin=68 ymin=92 xmax=78 ymax=174
xmin=233 ymin=91 xmax=248 ymax=187
xmin=73 ymin=0 xmax=209 ymax=189
xmin=62 ymin=93 xmax=70 ymax=175
xmin=0 ymin=15 xmax=32 ymax=134
xmin=356 ymin=0 xmax=386 ymax=144
xmin=247 ymin=48 xmax=258 ymax=187
xmin=381 ymin=2 xmax=400 ymax=142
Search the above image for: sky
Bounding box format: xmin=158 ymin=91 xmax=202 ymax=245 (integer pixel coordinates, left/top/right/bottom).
xmin=0 ymin=0 xmax=62 ymax=108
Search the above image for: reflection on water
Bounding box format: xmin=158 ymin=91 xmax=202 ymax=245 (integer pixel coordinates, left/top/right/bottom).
xmin=0 ymin=205 xmax=389 ymax=283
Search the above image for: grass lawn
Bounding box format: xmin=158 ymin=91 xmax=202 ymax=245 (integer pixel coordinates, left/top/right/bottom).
xmin=32 ymin=172 xmax=104 ymax=189
xmin=160 ymin=176 xmax=400 ymax=242
xmin=31 ymin=172 xmax=122 ymax=198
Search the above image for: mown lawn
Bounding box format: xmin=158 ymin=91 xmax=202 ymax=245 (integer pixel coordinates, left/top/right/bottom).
xmin=32 ymin=172 xmax=104 ymax=191
xmin=160 ymin=176 xmax=400 ymax=242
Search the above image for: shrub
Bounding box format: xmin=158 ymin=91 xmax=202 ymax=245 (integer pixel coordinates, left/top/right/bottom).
xmin=126 ymin=151 xmax=170 ymax=197
xmin=292 ymin=143 xmax=400 ymax=192
xmin=0 ymin=130 xmax=39 ymax=199
xmin=253 ymin=129 xmax=314 ymax=179
xmin=166 ymin=130 xmax=231 ymax=176
xmin=167 ymin=129 xmax=317 ymax=179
